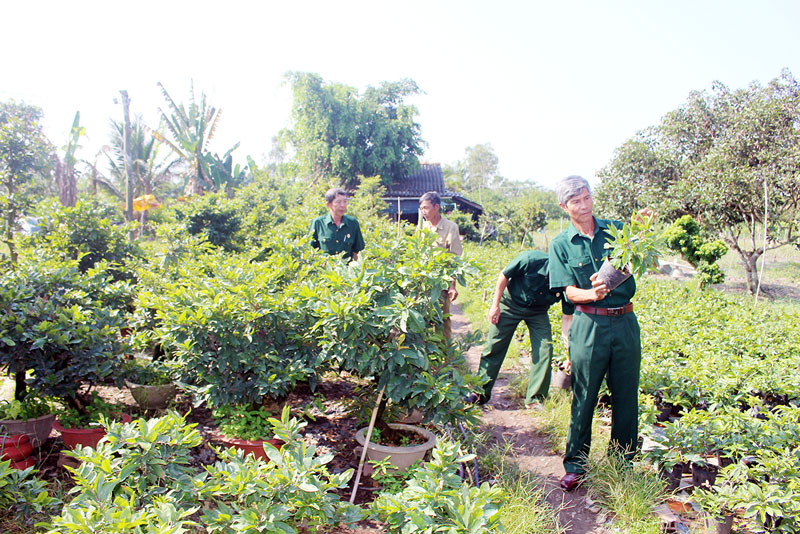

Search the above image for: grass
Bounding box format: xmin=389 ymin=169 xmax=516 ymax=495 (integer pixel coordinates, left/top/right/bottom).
xmin=584 ymin=454 xmax=668 ymax=534
xmin=477 ymin=439 xmax=567 ymax=534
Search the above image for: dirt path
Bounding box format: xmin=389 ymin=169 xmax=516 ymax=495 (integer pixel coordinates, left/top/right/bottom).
xmin=450 ymin=303 xmax=604 ymax=534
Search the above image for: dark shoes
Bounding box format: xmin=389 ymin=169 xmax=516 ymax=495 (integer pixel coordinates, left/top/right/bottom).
xmin=560 ymin=472 xmax=583 ymax=492
xmin=464 ymin=393 xmax=487 ymax=405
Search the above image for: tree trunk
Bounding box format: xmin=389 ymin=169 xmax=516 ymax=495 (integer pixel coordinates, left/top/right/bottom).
xmin=739 ymin=250 xmax=762 ymax=294
xmin=53 ymin=156 xmax=77 ymax=207
xmin=120 ymin=90 xmax=135 ymax=223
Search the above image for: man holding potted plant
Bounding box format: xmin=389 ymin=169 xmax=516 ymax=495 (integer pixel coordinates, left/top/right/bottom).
xmin=548 ymin=175 xmax=654 ymax=492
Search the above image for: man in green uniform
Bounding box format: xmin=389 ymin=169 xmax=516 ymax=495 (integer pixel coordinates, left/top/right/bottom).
xmin=468 ymin=250 xmax=573 ymax=407
xmin=548 ymin=175 xmax=649 ymax=492
xmin=309 ymin=187 xmax=365 ymax=261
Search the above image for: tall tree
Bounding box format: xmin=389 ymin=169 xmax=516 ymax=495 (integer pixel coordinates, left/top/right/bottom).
xmin=153 ymin=81 xmax=222 ymax=195
xmin=596 ymin=70 xmax=800 ymax=293
xmin=463 ymin=143 xmax=499 ymax=205
xmin=107 ymin=115 xmax=177 ymax=198
xmin=0 ymin=101 xmax=52 ymax=266
xmin=53 ymin=111 xmax=83 ymax=208
xmin=281 ymin=72 xmax=424 ymax=188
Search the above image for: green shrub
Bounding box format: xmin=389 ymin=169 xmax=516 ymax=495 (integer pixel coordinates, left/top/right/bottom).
xmin=0 ymin=461 xmax=61 ymax=526
xmin=24 ymin=198 xmax=142 ymax=281
xmin=372 ymin=438 xmax=504 ymax=533
xmin=46 ymin=409 xmax=360 ymax=534
xmin=175 ymin=192 xmax=242 ymax=250
xmin=0 ymin=258 xmax=130 ymax=407
xmin=663 ymin=214 xmax=728 ymax=288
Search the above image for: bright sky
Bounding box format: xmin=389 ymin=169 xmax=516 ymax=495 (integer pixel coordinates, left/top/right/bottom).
xmin=3 ymin=0 xmax=800 ymax=190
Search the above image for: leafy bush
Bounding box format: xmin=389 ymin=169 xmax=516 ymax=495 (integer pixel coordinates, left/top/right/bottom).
xmin=0 ymin=396 xmax=51 ymax=420
xmin=174 ymin=192 xmax=242 ymax=250
xmin=0 ymin=258 xmax=130 ymax=408
xmin=24 ymin=198 xmax=142 ymax=281
xmin=135 ymin=243 xmax=324 ymax=407
xmin=663 ymin=214 xmax=728 ymax=288
xmin=303 ymin=230 xmax=484 ymax=426
xmin=46 ymin=409 xmax=360 ymax=533
xmin=0 ymin=460 xmax=61 ymax=526
xmin=212 ymin=404 xmax=275 ymax=441
xmin=372 ymin=438 xmax=504 ymax=533
xmin=448 ymin=209 xmax=480 ymax=241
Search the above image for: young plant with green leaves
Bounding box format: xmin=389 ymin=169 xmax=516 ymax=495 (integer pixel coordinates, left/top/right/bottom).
xmin=372 ymin=439 xmax=504 ymax=533
xmin=603 ymin=212 xmax=663 ymax=277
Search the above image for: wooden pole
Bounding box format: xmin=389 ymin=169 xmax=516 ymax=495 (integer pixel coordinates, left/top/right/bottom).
xmin=120 ymin=90 xmax=135 ymax=224
xmin=350 ymin=385 xmax=386 ymax=504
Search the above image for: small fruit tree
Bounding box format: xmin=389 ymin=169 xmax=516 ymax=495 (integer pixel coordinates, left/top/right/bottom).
xmin=303 ymin=230 xmax=483 ymax=434
xmin=0 ymin=258 xmax=130 ymax=411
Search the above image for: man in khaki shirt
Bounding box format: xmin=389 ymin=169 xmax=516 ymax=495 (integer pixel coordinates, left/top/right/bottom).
xmin=419 ymin=191 xmax=462 ymax=339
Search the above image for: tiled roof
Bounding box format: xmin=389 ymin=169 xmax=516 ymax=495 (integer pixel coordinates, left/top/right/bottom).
xmin=385 ymin=163 xmax=445 ymax=196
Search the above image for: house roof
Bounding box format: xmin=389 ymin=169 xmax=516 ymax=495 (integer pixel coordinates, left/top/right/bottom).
xmin=383 ymin=162 xmax=483 ymax=215
xmin=385 ymin=163 xmax=446 ymax=197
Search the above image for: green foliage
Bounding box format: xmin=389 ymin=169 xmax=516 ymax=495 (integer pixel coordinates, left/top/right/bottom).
xmin=596 ymin=70 xmax=800 ymax=293
xmin=24 ymin=198 xmax=143 ymax=280
xmin=282 ymin=72 xmax=423 ymax=187
xmin=212 ymin=404 xmax=276 ymax=441
xmin=663 ymin=215 xmax=728 ymax=288
xmin=347 ymin=175 xmax=387 ymax=221
xmin=372 ymin=439 xmax=504 ymax=533
xmin=370 ymin=458 xmax=422 ymax=494
xmin=54 ymin=393 xmax=126 ymax=429
xmin=0 ymin=460 xmax=61 ymax=525
xmin=46 ymin=409 xmax=359 ymax=534
xmin=0 ymin=258 xmax=130 ymax=406
xmin=134 ymin=244 xmax=323 ymax=407
xmin=302 ymin=230 xmax=484 ymax=425
xmin=175 ymin=192 xmax=242 ymax=250
xmin=604 ymin=213 xmax=663 ymax=277
xmin=0 ymin=100 xmax=53 ymax=265
xmin=122 ymin=357 xmax=173 ymax=386
xmin=0 ymin=397 xmax=51 ymax=420
xmin=448 ymin=209 xmax=480 ymax=241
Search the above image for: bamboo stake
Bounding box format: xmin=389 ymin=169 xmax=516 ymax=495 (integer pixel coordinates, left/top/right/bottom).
xmin=350 ymin=385 xmax=386 ymax=504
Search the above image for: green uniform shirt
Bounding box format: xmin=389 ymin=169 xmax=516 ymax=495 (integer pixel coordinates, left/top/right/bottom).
xmin=502 ymin=250 xmax=575 ymax=314
xmin=309 ymin=213 xmax=365 ymax=261
xmin=548 ymin=217 xmax=636 ymax=307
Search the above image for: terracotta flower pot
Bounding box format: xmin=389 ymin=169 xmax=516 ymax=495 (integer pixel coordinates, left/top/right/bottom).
xmin=219 ymin=436 xmax=284 ymax=461
xmin=54 ymin=414 xmax=132 ymax=450
xmin=355 ymin=423 xmax=436 ymax=471
xmin=0 ymin=434 xmax=34 ymax=463
xmin=125 ymin=380 xmax=178 ymax=410
xmin=0 ymin=413 xmax=55 ymax=448
xmin=595 ymin=258 xmax=632 ymax=291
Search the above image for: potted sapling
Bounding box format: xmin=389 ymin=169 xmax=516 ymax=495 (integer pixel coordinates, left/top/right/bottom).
xmin=212 ymin=404 xmax=284 ymax=461
xmin=596 ymin=211 xmax=663 ymax=290
xmin=0 ymin=396 xmax=55 ymax=449
xmin=123 ymin=357 xmax=179 ymax=410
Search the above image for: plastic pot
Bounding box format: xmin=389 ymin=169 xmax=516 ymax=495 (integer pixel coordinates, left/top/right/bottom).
xmin=125 ymin=380 xmax=178 ymax=410
xmin=355 ymin=423 xmax=436 ymax=471
xmin=0 ymin=413 xmax=55 ymax=448
xmin=54 ymin=414 xmax=132 ymax=450
xmin=551 ymin=369 xmax=572 ymax=390
xmin=595 ymin=258 xmax=632 ymax=291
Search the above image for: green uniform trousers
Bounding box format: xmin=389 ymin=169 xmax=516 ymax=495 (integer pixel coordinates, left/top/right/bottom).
xmin=479 ymin=297 xmax=552 ymax=405
xmin=564 ymin=310 xmax=641 ymax=474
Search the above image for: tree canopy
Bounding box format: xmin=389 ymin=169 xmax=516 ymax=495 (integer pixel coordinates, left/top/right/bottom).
xmin=281 ymin=72 xmax=424 ymax=188
xmin=0 ymin=101 xmax=53 ymax=265
xmin=595 ymin=70 xmax=800 ymax=293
